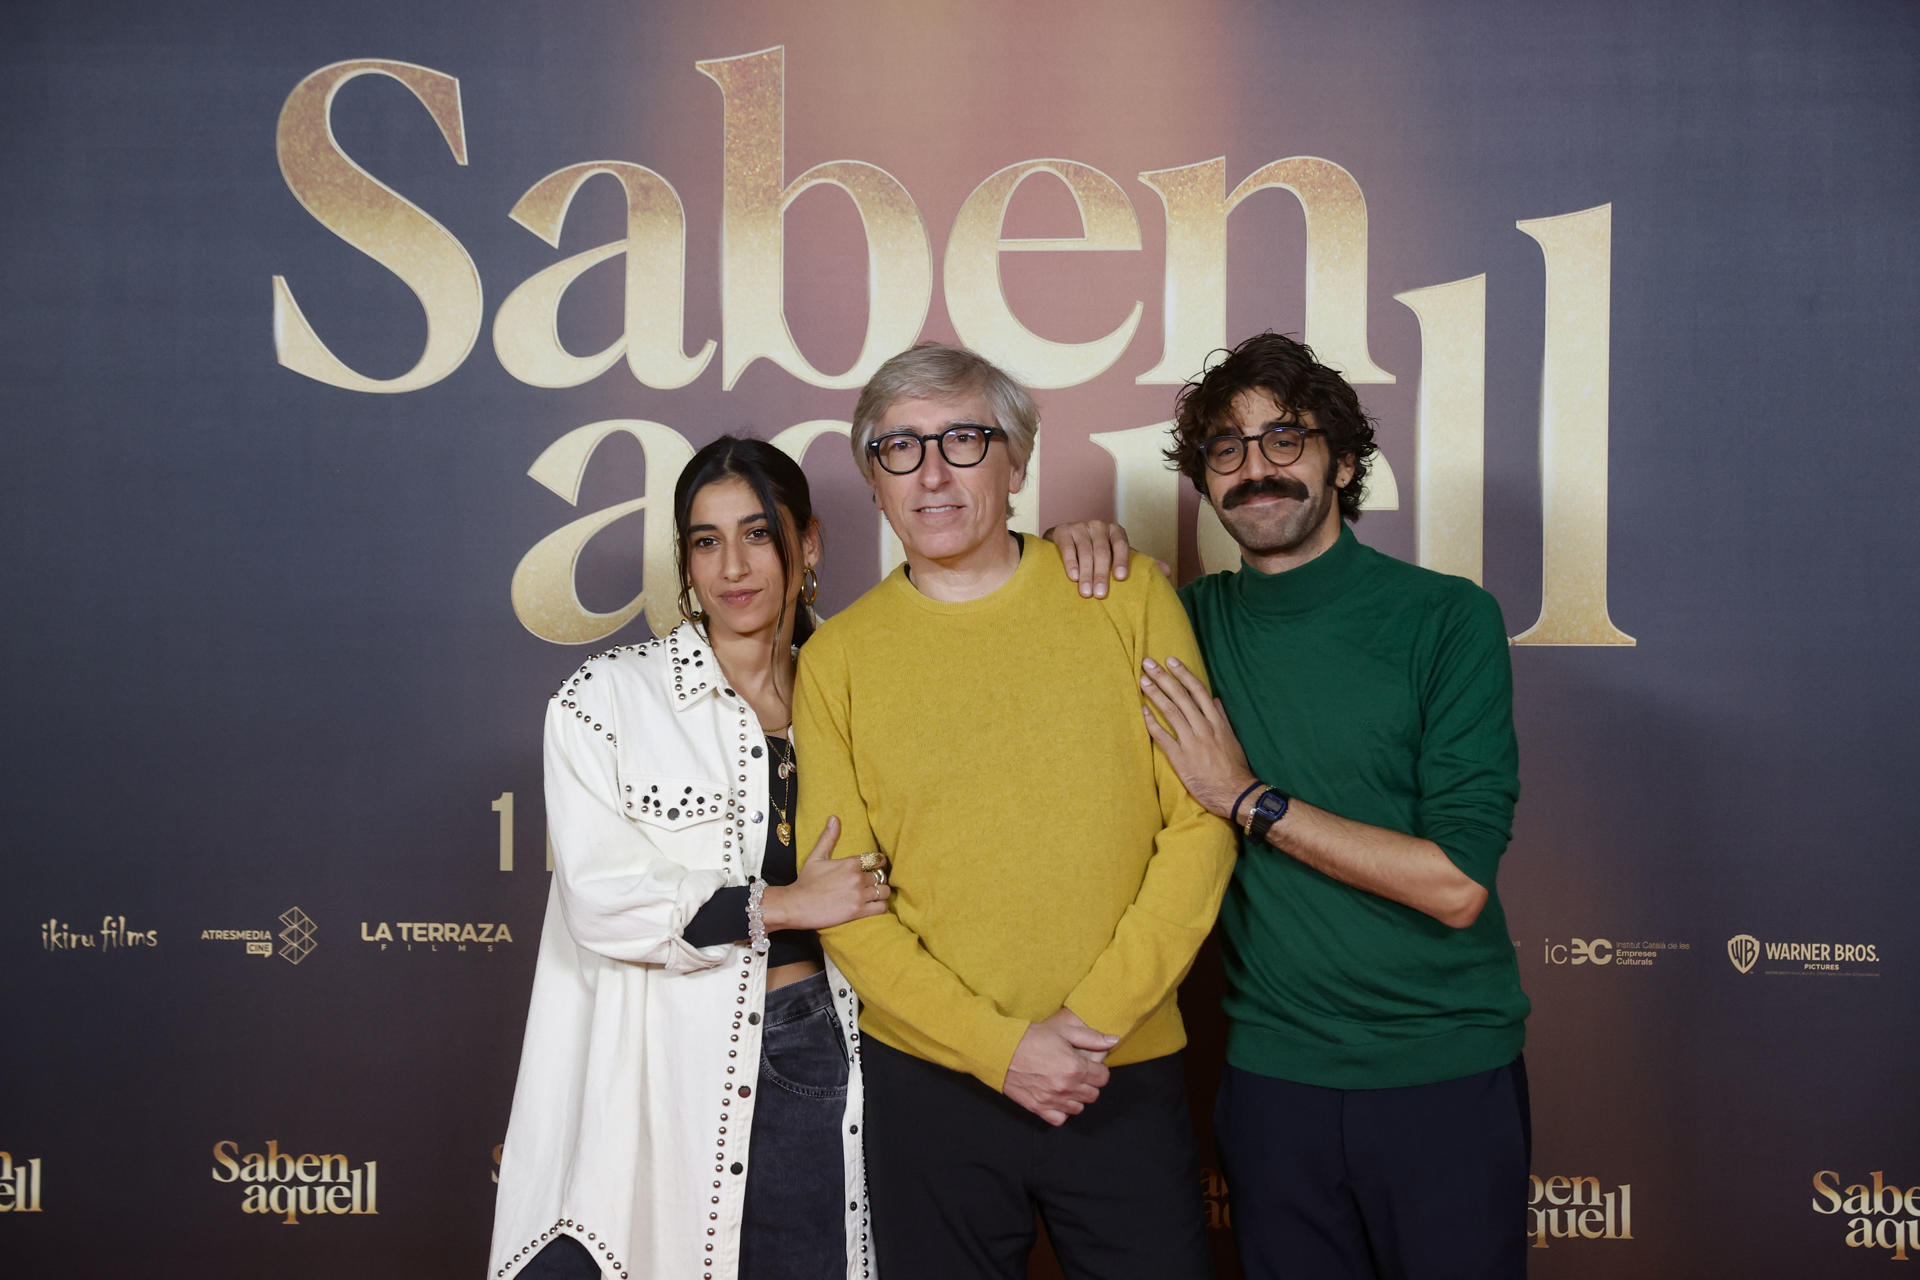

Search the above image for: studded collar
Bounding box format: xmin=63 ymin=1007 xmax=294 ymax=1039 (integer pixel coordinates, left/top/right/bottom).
xmin=663 ymin=622 xmax=728 ymax=711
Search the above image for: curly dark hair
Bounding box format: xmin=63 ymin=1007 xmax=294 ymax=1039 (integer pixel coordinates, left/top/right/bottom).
xmin=1166 ymin=332 xmax=1378 ymax=523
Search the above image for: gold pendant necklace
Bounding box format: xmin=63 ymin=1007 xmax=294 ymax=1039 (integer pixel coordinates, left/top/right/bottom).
xmin=772 ymin=737 xmax=796 ymax=846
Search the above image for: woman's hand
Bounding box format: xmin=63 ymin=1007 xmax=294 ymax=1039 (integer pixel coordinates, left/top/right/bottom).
xmin=760 ymin=817 xmax=893 ymax=930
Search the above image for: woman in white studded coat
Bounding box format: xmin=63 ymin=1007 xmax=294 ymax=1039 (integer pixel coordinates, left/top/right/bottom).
xmin=490 ymin=437 xmax=889 ymax=1280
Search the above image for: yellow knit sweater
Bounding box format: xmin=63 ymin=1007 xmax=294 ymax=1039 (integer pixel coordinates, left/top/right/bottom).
xmin=794 ymin=538 xmax=1236 ymax=1091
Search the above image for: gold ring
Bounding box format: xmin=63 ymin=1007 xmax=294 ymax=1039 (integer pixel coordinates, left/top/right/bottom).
xmin=869 ymin=868 xmax=884 ymax=888
xmin=858 ymin=851 xmax=884 ymax=873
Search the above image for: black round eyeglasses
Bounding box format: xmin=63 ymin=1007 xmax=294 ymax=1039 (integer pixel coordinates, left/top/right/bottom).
xmin=866 ymin=423 xmax=1006 ymax=476
xmin=1201 ymin=425 xmax=1326 ymax=475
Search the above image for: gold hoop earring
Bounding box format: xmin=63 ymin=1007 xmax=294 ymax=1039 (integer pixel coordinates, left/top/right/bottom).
xmin=801 ymin=567 xmax=819 ymax=608
xmin=678 ymin=586 xmax=705 ymax=626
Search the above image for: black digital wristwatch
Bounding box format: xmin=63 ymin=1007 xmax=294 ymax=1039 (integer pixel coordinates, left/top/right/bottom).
xmin=1246 ymin=787 xmax=1291 ymax=843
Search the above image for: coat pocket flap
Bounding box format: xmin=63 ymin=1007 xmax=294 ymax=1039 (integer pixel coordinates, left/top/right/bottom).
xmin=620 ymin=773 xmax=728 ymax=830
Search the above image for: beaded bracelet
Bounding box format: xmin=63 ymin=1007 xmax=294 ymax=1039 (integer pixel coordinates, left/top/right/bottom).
xmin=745 ymin=879 xmax=770 ymax=955
xmin=1229 ymin=780 xmax=1265 ymax=828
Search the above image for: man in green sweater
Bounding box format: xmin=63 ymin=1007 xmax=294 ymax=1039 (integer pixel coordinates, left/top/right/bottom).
xmin=1054 ymin=331 xmax=1530 ymax=1278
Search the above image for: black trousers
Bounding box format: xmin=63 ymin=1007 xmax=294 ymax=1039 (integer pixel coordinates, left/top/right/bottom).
xmin=1215 ymin=1056 xmax=1532 ymax=1280
xmin=862 ymin=1038 xmax=1210 ymax=1280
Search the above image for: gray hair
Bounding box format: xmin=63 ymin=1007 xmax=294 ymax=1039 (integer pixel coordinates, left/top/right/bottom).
xmin=850 ymin=343 xmax=1040 ymax=480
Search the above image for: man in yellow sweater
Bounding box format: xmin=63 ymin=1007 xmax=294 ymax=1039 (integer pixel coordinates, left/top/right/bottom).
xmin=793 ymin=343 xmax=1235 ymax=1279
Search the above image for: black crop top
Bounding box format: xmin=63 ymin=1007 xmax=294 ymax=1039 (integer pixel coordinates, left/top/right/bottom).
xmin=681 ymin=735 xmax=824 ymax=969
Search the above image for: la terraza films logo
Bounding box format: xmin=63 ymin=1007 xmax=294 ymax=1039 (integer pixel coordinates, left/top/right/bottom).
xmin=360 ymin=919 xmax=514 ymax=951
xmin=211 ymin=1141 xmax=376 ymax=1224
xmin=1813 ymin=1171 xmax=1920 ymax=1260
xmin=0 ymin=1152 xmax=44 ymax=1213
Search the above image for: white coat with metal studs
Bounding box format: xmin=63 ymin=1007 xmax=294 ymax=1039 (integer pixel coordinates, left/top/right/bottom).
xmin=489 ymin=623 xmax=873 ymax=1280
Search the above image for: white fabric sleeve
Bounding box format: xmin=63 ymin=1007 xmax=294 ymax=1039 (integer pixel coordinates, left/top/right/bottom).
xmin=542 ymin=683 xmax=731 ymax=974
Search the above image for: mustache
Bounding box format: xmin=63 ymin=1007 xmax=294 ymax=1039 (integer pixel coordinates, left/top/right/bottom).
xmin=1222 ymin=476 xmax=1308 ymax=508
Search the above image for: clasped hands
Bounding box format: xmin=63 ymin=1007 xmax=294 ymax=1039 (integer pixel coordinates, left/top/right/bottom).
xmin=1003 ymin=1008 xmax=1120 ymax=1127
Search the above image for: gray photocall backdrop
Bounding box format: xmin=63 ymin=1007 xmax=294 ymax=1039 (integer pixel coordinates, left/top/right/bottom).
xmin=5 ymin=0 xmax=1916 ymax=1275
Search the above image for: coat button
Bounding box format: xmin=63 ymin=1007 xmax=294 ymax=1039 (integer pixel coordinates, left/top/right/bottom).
xmin=748 ymin=1013 xmax=759 ymax=1024
xmin=730 ymin=1162 xmax=744 ymax=1175
xmin=738 ymin=1085 xmax=751 ymax=1098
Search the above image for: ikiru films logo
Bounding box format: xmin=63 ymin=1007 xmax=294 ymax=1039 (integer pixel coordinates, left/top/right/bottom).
xmin=39 ymin=915 xmax=158 ymax=952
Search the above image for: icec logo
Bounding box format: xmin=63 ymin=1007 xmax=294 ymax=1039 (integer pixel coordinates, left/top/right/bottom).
xmin=1542 ymin=938 xmax=1612 ymax=966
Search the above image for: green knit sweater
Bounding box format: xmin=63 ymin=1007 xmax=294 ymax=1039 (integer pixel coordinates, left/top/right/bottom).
xmin=1180 ymin=524 xmax=1529 ymax=1089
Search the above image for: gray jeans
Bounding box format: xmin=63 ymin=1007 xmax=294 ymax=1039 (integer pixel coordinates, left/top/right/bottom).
xmin=739 ymin=969 xmax=851 ymax=1280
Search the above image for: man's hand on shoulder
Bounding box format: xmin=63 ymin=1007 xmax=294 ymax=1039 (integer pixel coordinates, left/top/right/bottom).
xmin=1044 ymin=520 xmax=1171 ymax=598
xmin=1002 ymin=1008 xmax=1119 ymax=1126
xmin=1139 ymin=655 xmax=1259 ymax=821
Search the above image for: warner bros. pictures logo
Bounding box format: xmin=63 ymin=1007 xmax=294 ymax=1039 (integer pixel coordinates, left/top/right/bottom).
xmin=1726 ymin=930 xmax=1879 ymax=976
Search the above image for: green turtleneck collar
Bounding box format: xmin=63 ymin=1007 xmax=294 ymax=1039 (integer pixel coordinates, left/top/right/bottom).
xmin=1228 ymin=522 xmax=1362 ymax=617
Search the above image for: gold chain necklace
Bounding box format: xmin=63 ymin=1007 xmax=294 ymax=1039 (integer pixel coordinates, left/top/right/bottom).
xmin=771 ymin=736 xmax=796 ymax=846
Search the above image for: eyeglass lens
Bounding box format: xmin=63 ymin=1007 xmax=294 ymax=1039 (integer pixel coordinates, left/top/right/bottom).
xmin=1204 ymin=427 xmax=1306 ymax=473
xmin=872 ymin=425 xmax=994 ymax=474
